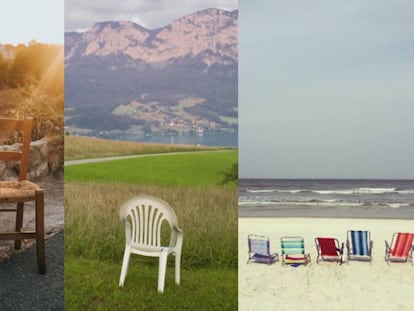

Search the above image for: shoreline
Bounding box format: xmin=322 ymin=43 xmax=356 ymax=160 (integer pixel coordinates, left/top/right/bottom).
xmin=239 ymin=205 xmax=414 ymax=219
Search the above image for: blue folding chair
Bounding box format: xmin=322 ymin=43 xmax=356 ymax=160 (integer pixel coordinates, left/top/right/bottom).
xmin=346 ymin=230 xmax=373 ymax=263
xmin=247 ymin=234 xmax=278 ymax=265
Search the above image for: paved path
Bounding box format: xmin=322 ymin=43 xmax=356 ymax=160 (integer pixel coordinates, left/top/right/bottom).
xmin=0 ymin=232 xmax=64 ymax=310
xmin=64 ymin=149 xmax=232 ymax=166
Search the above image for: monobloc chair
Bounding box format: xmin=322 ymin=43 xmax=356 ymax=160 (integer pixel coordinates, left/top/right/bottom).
xmin=0 ymin=117 xmax=45 ymax=274
xmin=247 ymin=234 xmax=278 ymax=265
xmin=118 ymin=195 xmax=183 ymax=293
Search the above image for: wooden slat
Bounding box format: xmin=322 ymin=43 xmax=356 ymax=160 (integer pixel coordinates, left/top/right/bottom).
xmin=0 ymin=118 xmax=28 ymax=131
xmin=0 ymin=151 xmax=22 ymax=161
xmin=0 ymin=232 xmax=37 ymax=240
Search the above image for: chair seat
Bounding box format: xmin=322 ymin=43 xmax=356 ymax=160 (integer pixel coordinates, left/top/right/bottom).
xmin=0 ymin=180 xmax=41 ymax=202
xmin=130 ymin=243 xmax=174 ymax=256
xmin=284 ymin=254 xmax=309 ymax=264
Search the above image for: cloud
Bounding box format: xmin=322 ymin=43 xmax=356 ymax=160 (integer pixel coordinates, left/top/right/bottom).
xmin=65 ymin=0 xmax=238 ymax=31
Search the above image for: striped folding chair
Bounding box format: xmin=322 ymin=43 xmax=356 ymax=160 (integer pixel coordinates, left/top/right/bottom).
xmin=280 ymin=236 xmax=310 ymax=265
xmin=385 ymin=232 xmax=414 ymax=265
xmin=247 ymin=234 xmax=278 ymax=265
xmin=346 ymin=230 xmax=373 ymax=263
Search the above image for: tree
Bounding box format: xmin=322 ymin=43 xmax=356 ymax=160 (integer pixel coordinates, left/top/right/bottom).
xmin=219 ymin=162 xmax=238 ymax=185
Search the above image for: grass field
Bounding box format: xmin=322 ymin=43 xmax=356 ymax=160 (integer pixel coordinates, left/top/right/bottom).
xmin=64 ymin=135 xmax=223 ymax=161
xmin=65 ymin=150 xmax=236 ymax=186
xmin=65 ymin=143 xmax=238 ymax=310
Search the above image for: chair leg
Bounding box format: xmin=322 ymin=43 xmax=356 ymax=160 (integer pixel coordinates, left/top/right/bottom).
xmin=14 ymin=202 xmax=24 ymax=249
xmin=158 ymin=249 xmax=168 ymax=293
xmin=119 ymin=246 xmax=131 ymax=287
xmin=35 ymin=190 xmax=46 ymax=274
xmin=175 ymin=250 xmax=181 ymax=285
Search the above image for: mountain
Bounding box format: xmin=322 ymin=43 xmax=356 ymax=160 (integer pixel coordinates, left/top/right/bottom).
xmin=65 ymin=8 xmax=238 ymax=136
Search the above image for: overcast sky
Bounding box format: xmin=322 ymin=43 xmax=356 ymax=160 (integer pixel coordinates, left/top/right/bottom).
xmin=0 ymin=1 xmax=63 ymax=45
xmin=239 ymin=0 xmax=414 ymax=179
xmin=65 ymin=0 xmax=238 ymax=32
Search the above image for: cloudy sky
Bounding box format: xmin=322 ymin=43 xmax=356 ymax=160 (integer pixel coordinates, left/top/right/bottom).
xmin=239 ymin=0 xmax=414 ymax=179
xmin=0 ymin=1 xmax=63 ymax=45
xmin=65 ymin=0 xmax=238 ymax=32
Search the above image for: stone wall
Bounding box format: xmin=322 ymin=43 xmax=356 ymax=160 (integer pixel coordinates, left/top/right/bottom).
xmin=0 ymin=136 xmax=64 ymax=180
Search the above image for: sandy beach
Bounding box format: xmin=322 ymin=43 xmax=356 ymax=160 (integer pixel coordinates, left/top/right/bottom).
xmin=239 ymin=217 xmax=414 ymax=311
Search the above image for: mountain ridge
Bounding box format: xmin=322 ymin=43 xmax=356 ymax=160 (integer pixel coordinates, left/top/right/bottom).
xmin=65 ymin=8 xmax=238 ymax=138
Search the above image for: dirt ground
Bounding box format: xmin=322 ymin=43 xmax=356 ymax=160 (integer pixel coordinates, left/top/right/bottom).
xmin=0 ymin=176 xmax=64 ymax=259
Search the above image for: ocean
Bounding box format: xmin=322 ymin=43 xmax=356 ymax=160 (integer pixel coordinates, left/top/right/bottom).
xmin=239 ymin=179 xmax=414 ymax=219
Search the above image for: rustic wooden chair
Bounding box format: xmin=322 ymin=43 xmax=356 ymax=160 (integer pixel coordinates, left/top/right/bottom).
xmin=0 ymin=117 xmax=45 ymax=274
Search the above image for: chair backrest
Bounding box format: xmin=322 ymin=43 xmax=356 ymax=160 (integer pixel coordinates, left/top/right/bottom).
xmin=391 ymin=232 xmax=414 ymax=257
xmin=248 ymin=235 xmax=270 ymax=256
xmin=120 ymin=194 xmax=179 ymax=247
xmin=349 ymin=230 xmax=370 ymax=256
xmin=316 ymin=237 xmax=339 ymax=256
xmin=281 ymin=236 xmax=305 ymax=255
xmin=0 ymin=117 xmax=32 ymax=181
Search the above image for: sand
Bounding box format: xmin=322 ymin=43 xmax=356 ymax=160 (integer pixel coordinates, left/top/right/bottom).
xmin=239 ymin=217 xmax=414 ymax=311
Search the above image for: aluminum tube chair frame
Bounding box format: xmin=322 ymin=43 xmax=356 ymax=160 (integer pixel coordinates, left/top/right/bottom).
xmin=315 ymin=237 xmax=344 ymax=265
xmin=247 ymin=234 xmax=278 ymax=265
xmin=118 ymin=195 xmax=183 ymax=293
xmin=280 ymin=236 xmax=311 ymax=266
xmin=0 ymin=117 xmax=45 ymax=274
xmin=384 ymin=232 xmax=414 ymax=265
xmin=346 ymin=230 xmax=373 ymax=264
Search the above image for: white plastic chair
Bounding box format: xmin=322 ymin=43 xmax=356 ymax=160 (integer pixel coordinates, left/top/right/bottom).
xmin=118 ymin=194 xmax=183 ymax=292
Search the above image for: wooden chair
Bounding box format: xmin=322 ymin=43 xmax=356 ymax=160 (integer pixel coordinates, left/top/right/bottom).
xmin=0 ymin=117 xmax=45 ymax=274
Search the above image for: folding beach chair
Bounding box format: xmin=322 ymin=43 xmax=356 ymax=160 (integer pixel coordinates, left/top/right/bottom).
xmin=384 ymin=232 xmax=414 ymax=264
xmin=280 ymin=236 xmax=310 ymax=265
xmin=247 ymin=234 xmax=278 ymax=264
xmin=346 ymin=230 xmax=373 ymax=263
xmin=315 ymin=237 xmax=344 ymax=264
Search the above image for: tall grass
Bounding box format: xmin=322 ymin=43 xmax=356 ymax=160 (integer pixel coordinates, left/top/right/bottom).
xmin=65 ymin=183 xmax=237 ymax=268
xmin=64 ymin=135 xmax=224 ymax=161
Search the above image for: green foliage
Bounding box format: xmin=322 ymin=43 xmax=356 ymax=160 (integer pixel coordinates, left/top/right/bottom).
xmin=0 ymin=42 xmax=64 ymax=140
xmin=219 ymin=161 xmax=238 ymax=185
xmin=14 ymin=84 xmax=64 ymax=140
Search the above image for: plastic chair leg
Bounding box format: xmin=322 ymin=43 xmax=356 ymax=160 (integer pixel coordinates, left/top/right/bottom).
xmin=158 ymin=249 xmax=168 ymax=293
xmin=119 ymin=247 xmax=131 ymax=287
xmin=175 ymin=251 xmax=181 ymax=285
